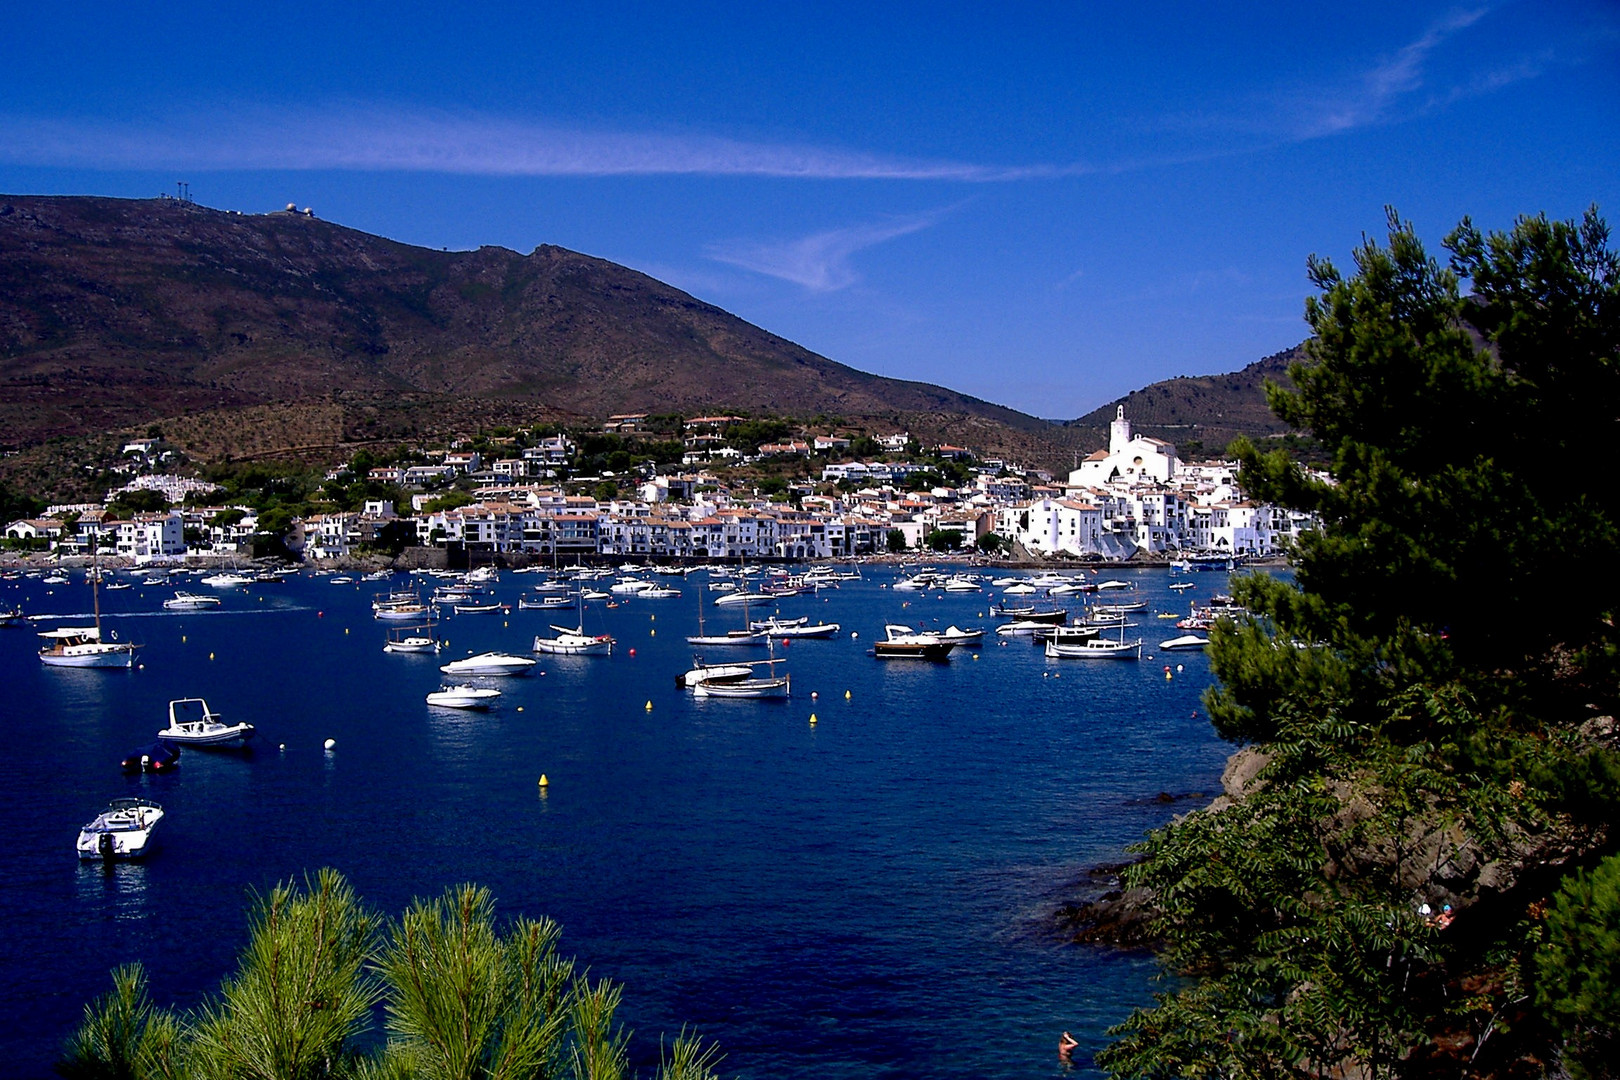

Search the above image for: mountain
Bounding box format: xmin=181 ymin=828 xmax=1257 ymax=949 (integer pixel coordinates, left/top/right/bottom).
xmin=0 ymin=195 xmax=1086 ymax=468
xmin=1062 ymin=346 xmax=1308 ymax=459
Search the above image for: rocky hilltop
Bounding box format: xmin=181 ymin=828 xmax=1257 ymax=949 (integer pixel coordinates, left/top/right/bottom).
xmin=0 ymin=195 xmax=1087 ymax=466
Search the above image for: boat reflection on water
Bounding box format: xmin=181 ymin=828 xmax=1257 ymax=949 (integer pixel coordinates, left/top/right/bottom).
xmin=75 ymin=859 xmax=154 ymax=922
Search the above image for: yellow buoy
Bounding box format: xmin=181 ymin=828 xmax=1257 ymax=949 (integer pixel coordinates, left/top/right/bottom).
xmin=344 ymin=627 xmax=349 ymax=635
xmin=809 ymin=713 xmax=818 ymax=725
xmin=181 ymin=635 xmax=187 ymax=643
xmin=650 ymin=628 xmax=656 ymax=636
xmin=517 ymin=706 xmax=524 ymax=712
xmin=209 ymin=651 xmax=215 ymax=660
xmin=973 ymin=653 xmax=979 ymax=660
xmin=645 ymin=700 xmax=653 ymax=712
xmin=650 ymin=614 xmax=655 ymax=621
xmin=844 ymin=690 xmax=851 ymax=700
xmin=538 ymin=774 xmax=549 ymax=788
xmin=503 ymin=620 xmax=508 ymax=628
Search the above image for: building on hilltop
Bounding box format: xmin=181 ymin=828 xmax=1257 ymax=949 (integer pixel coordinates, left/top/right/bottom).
xmin=1069 ymin=405 xmax=1179 ymax=486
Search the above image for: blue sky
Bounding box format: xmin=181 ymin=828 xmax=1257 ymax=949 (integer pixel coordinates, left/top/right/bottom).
xmin=1 ymin=2 xmax=1615 ymax=418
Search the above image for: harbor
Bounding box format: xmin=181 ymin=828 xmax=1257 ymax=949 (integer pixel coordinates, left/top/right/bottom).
xmin=0 ymin=561 xmax=1237 ymax=1078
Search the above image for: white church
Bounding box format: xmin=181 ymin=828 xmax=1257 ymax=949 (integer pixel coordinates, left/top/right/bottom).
xmin=1068 ymin=405 xmax=1180 ymax=487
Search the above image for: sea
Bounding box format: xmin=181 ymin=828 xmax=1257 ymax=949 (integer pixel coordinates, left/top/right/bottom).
xmin=0 ymin=564 xmax=1239 ymax=1079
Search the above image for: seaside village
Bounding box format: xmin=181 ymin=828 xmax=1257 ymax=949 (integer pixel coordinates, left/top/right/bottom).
xmin=4 ymin=408 xmax=1316 ymax=565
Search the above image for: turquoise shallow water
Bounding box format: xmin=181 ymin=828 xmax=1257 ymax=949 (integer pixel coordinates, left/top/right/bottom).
xmin=0 ymin=564 xmax=1237 ymax=1078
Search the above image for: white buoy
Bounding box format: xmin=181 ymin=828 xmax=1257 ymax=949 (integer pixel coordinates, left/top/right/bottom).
xmin=278 ymin=743 xmax=286 ymax=751
xmin=324 ymin=738 xmax=336 ymax=750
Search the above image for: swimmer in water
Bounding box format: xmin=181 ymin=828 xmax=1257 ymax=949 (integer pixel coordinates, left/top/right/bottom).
xmin=1059 ymin=1031 xmax=1079 ymax=1063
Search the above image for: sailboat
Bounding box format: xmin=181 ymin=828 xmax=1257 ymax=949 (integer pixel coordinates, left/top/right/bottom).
xmin=691 ymin=639 xmax=790 ymax=698
xmin=532 ymin=592 xmax=615 ymax=655
xmin=39 ymin=539 xmax=138 ymax=668
xmin=687 ymin=595 xmax=767 ymax=647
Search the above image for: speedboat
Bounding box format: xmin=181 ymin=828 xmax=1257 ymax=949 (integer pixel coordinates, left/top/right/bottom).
xmin=939 ymin=625 xmax=984 ymax=646
xmin=440 ymin=652 xmax=537 ymax=676
xmin=120 ymin=741 xmax=179 ymax=774
xmin=1169 ymin=582 xmax=1197 ymax=592
xmin=164 ymin=591 xmax=222 ymax=610
xmin=639 ymin=587 xmax=682 ymax=599
xmin=77 ymin=797 xmax=164 ymax=860
xmin=1158 ymin=634 xmax=1210 ymax=651
xmin=873 ymin=625 xmax=956 ymax=661
xmin=1095 ymin=580 xmax=1134 ymax=591
xmin=712 ymin=591 xmax=774 ymax=607
xmin=200 ymin=571 xmax=254 ymax=587
xmin=426 ymin=685 xmax=502 ymax=709
xmin=38 ymin=626 xmax=137 ymax=668
xmin=158 ymin=697 xmax=256 ymax=748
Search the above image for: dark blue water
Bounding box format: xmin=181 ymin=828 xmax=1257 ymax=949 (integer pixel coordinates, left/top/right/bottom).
xmin=0 ymin=565 xmax=1238 ymax=1078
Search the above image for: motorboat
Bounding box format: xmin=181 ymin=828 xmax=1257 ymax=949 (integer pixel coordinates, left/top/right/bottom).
xmin=38 ymin=626 xmax=137 ymax=668
xmin=164 ymin=591 xmax=222 ymax=610
xmin=76 ymin=797 xmax=164 ymax=860
xmin=1158 ymin=634 xmax=1210 ymax=651
xmin=639 ymin=587 xmax=682 ymax=599
xmin=754 ymin=618 xmax=840 ymax=639
xmin=1001 ymin=583 xmax=1037 ymax=595
xmin=873 ymin=625 xmax=957 ymax=661
xmin=996 ymin=620 xmax=1059 ymax=637
xmin=426 ymin=685 xmax=502 ymax=709
xmin=1049 ymin=582 xmax=1096 ymax=596
xmin=1095 ymin=579 xmax=1134 ymax=591
xmin=712 ymin=591 xmax=775 ymax=607
xmin=120 ymin=740 xmax=179 ymax=774
xmin=939 ymin=625 xmax=984 ymax=646
xmin=466 ymin=566 xmax=500 ymax=583
xmin=581 ymin=589 xmax=611 ymax=601
xmin=609 ymin=580 xmax=654 ymax=595
xmin=104 ymin=581 xmax=132 ymax=591
xmin=1169 ymin=582 xmax=1197 ymax=592
xmin=676 ymin=661 xmax=755 ymax=688
xmin=0 ymin=606 xmax=22 ymax=626
xmin=1094 ymin=600 xmax=1149 ymax=613
xmin=440 ymin=652 xmax=537 ymax=676
xmin=200 ymin=571 xmax=254 ymax=587
xmin=691 ymin=650 xmax=790 ymax=698
xmin=384 ymin=624 xmax=440 ymax=654
xmin=943 ymin=577 xmax=982 ymax=592
xmin=158 ymin=697 xmax=256 ymax=748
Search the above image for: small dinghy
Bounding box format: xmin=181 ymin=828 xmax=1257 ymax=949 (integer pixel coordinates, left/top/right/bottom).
xmin=77 ymin=797 xmax=164 ymax=860
xmin=120 ymin=741 xmax=179 ymax=774
xmin=158 ymin=697 xmax=256 ymax=748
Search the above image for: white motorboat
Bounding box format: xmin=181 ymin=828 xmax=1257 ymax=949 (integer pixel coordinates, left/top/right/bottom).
xmin=1158 ymin=634 xmax=1210 ymax=651
xmin=943 ymin=576 xmax=982 ymax=592
xmin=77 ymin=797 xmax=164 ymax=860
xmin=158 ymin=697 xmax=256 ymax=748
xmin=581 ymin=589 xmax=611 ymax=601
xmin=754 ymin=618 xmax=840 ymax=639
xmin=1095 ymin=579 xmax=1134 ymax=591
xmin=610 ymin=580 xmax=654 ymax=595
xmin=200 ymin=571 xmax=254 ymax=587
xmin=466 ymin=566 xmax=500 ymax=583
xmin=426 ymin=685 xmax=502 ymax=709
xmin=38 ymin=626 xmax=137 ymax=668
xmin=873 ymin=625 xmax=956 ymax=660
xmin=440 ymin=652 xmax=537 ymax=676
xmin=997 ymin=620 xmax=1056 ymax=636
xmin=1001 ymin=583 xmax=1037 ymax=595
xmin=939 ymin=625 xmax=984 ymax=645
xmin=676 ymin=661 xmax=755 ymax=688
xmin=1169 ymin=582 xmax=1197 ymax=592
xmin=691 ymin=652 xmax=790 ymax=699
xmin=712 ymin=591 xmax=774 ymax=607
xmin=163 ymin=591 xmax=222 ymax=610
xmin=639 ymin=587 xmax=682 ymax=599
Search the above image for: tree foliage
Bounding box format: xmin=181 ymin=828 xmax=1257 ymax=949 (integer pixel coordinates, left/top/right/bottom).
xmin=1100 ymin=208 xmax=1620 ymax=1078
xmin=60 ymin=872 xmax=722 ymax=1080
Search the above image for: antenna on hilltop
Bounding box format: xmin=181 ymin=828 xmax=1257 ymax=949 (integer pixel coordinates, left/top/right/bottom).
xmin=176 ymin=181 xmax=191 ymax=203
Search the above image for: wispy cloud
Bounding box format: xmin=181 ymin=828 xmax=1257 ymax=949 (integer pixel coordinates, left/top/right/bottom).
xmin=0 ymin=106 xmax=1076 ymax=182
xmin=1288 ymin=7 xmax=1491 ymax=137
xmin=707 ymin=213 xmax=945 ymax=291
